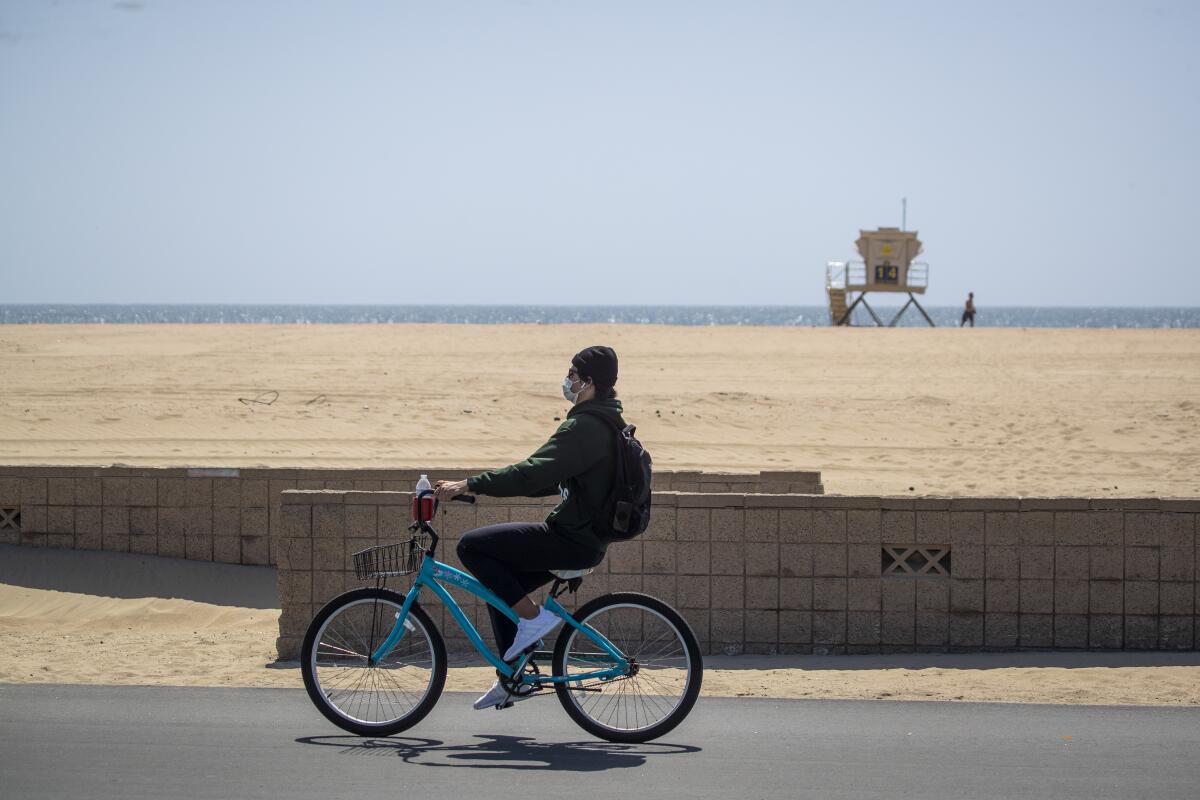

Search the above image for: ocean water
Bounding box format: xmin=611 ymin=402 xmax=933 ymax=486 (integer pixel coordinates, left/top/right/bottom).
xmin=1 ymin=304 xmax=1198 ymax=328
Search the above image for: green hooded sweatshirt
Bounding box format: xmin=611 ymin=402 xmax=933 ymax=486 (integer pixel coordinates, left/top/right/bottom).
xmin=466 ymin=396 xmax=626 ymax=555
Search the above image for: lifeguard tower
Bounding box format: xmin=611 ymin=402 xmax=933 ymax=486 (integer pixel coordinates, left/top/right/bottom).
xmin=825 ymin=228 xmax=933 ymax=326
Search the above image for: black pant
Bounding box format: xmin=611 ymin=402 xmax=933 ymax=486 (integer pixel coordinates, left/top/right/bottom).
xmin=456 ymin=522 xmax=604 ymax=656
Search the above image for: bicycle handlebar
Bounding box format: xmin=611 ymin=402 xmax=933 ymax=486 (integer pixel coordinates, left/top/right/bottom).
xmin=412 ymin=491 xmax=475 ymax=556
xmin=416 ymin=489 xmax=476 ymax=506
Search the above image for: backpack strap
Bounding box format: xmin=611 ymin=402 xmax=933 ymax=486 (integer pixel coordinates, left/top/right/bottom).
xmin=572 ymin=407 xmax=623 ymax=432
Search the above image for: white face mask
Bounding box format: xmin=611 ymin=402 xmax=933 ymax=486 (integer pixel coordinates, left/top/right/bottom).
xmin=562 ymin=376 xmax=586 ymax=404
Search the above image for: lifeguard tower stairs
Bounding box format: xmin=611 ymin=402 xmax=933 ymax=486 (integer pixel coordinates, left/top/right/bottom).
xmin=826 ymin=228 xmax=933 ymax=326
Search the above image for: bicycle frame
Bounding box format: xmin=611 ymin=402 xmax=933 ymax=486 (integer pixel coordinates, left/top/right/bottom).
xmin=368 ymin=513 xmax=628 ymax=686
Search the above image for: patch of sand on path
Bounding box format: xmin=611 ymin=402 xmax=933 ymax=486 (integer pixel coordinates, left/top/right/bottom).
xmin=4 ymin=584 xmax=1199 ymax=706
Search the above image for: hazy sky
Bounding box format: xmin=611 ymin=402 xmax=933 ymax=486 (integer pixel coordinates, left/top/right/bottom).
xmin=2 ymin=1 xmax=1197 ymax=306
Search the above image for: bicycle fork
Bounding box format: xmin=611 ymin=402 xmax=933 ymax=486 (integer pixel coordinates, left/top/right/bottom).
xmin=368 ymin=583 xmax=423 ymax=666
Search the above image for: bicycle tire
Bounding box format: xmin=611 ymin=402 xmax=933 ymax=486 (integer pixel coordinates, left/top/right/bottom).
xmin=301 ymin=587 xmax=446 ymax=737
xmin=552 ymin=592 xmax=703 ymax=743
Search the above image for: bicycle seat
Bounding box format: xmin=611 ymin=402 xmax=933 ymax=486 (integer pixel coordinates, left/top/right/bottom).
xmin=550 ymin=568 xmax=593 ymax=580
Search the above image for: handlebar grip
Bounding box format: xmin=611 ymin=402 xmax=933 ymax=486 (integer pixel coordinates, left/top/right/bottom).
xmin=452 ymin=494 xmax=476 ymax=505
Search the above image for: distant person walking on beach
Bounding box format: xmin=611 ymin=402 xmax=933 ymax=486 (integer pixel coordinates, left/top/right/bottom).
xmin=960 ymin=292 xmax=976 ymax=327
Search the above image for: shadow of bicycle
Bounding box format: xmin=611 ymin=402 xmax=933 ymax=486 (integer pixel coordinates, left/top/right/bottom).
xmin=296 ymin=733 xmax=700 ymax=771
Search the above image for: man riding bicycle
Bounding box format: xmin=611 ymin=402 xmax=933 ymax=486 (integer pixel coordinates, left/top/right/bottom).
xmin=433 ymin=345 xmax=625 ymax=710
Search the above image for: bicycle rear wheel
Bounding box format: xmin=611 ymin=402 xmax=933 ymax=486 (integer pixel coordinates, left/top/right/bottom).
xmin=552 ymin=592 xmax=703 ymax=743
xmin=301 ymin=587 xmax=446 ymax=737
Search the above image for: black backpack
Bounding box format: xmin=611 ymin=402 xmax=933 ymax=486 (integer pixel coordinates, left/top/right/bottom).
xmin=577 ymin=411 xmax=653 ymax=541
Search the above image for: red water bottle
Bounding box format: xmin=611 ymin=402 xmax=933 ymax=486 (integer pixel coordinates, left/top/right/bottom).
xmin=412 ymin=474 xmax=434 ymax=521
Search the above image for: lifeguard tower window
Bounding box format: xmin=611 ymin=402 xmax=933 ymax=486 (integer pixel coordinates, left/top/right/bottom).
xmin=824 ymin=227 xmax=934 ymax=327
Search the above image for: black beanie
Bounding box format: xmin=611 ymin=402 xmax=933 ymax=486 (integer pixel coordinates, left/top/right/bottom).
xmin=571 ymin=346 xmax=618 ymax=392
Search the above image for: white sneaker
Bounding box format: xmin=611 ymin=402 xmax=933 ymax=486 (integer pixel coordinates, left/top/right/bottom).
xmin=502 ymin=607 xmax=563 ymax=662
xmin=472 ymin=679 xmax=536 ymax=711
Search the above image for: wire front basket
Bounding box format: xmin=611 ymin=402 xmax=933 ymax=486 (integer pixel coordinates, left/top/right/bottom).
xmin=353 ymin=536 xmax=425 ymax=580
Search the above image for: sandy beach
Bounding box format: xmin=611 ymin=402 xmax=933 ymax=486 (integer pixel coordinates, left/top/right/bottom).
xmin=1 ymin=324 xmax=1198 ymax=497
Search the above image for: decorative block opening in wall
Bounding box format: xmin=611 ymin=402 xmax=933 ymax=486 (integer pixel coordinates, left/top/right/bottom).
xmin=0 ymin=508 xmax=19 ymax=531
xmin=882 ymin=546 xmax=950 ymax=576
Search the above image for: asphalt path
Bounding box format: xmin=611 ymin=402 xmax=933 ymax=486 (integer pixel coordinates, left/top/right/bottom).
xmin=2 ymin=684 xmax=1198 ymax=799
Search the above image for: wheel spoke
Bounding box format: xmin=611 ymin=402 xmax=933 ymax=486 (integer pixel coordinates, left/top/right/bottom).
xmin=306 ymin=596 xmax=441 ymax=729
xmin=556 ymin=598 xmax=700 ymax=738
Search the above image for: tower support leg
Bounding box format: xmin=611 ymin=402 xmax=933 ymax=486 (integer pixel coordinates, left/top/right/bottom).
xmin=884 ymin=293 xmax=936 ymax=327
xmin=858 ymin=296 xmax=884 ymax=327
xmin=835 ymin=294 xmax=863 ymax=326
xmin=887 ymin=297 xmax=916 ymax=327
xmin=910 ymin=294 xmax=936 ymax=327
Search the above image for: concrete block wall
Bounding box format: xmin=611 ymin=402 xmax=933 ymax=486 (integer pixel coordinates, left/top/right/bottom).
xmin=0 ymin=467 xmax=280 ymax=565
xmin=0 ymin=466 xmax=820 ymax=565
xmin=3 ymin=466 xmax=1193 ymax=659
xmin=272 ymin=491 xmax=1199 ymax=660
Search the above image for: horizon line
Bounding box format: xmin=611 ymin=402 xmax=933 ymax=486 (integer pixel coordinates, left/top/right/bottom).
xmin=4 ymin=302 xmax=1200 ymax=310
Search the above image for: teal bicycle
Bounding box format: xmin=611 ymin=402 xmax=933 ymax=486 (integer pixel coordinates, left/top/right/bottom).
xmin=300 ymin=491 xmax=703 ymax=743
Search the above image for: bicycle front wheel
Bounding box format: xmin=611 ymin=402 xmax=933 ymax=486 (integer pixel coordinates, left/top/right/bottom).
xmin=552 ymin=592 xmax=703 ymax=743
xmin=300 ymin=588 xmax=446 ymax=737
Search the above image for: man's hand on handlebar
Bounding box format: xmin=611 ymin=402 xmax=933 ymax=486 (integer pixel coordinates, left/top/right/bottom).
xmin=433 ymin=479 xmax=471 ymax=503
